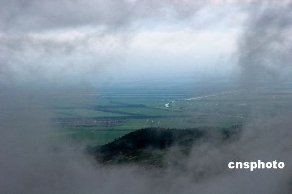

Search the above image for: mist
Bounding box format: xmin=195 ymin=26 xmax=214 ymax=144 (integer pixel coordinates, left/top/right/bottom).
xmin=238 ymin=0 xmax=292 ymax=82
xmin=1 ymin=0 xmax=292 ymax=193
xmin=1 ymin=88 xmax=291 ymax=194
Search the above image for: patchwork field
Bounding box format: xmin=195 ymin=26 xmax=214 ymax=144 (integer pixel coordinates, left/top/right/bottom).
xmin=51 ymin=80 xmax=292 ymax=146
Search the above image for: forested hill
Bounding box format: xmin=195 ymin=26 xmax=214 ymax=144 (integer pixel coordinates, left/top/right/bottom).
xmin=88 ymin=126 xmax=241 ymax=168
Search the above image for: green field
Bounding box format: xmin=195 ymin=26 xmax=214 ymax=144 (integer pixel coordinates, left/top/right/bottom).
xmin=51 ymin=80 xmax=292 ymax=146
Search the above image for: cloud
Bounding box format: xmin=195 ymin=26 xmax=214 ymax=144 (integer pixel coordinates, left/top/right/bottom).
xmin=0 ymin=0 xmax=206 ymax=33
xmin=0 ymin=0 xmax=211 ymax=85
xmin=237 ymin=0 xmax=292 ymax=82
xmin=1 ymin=1 xmax=292 ymax=193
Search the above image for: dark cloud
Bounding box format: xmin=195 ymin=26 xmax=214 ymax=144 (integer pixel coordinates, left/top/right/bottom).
xmin=0 ymin=0 xmax=205 ymax=33
xmin=238 ymin=1 xmax=292 ymax=82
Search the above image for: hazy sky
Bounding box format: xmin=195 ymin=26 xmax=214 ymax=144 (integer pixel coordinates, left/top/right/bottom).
xmin=0 ymin=0 xmax=291 ymax=85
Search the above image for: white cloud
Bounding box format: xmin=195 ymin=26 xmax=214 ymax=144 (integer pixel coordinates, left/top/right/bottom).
xmin=130 ymin=29 xmax=238 ymax=56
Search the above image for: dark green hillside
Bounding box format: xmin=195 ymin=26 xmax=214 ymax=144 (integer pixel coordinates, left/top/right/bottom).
xmin=88 ymin=126 xmax=241 ymax=167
